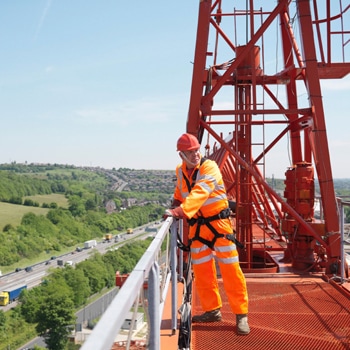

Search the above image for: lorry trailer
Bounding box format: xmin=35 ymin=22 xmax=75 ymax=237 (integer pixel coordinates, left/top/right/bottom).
xmin=0 ymin=285 xmax=27 ymax=306
xmin=104 ymin=233 xmax=112 ymax=242
xmin=84 ymin=240 xmax=97 ymax=249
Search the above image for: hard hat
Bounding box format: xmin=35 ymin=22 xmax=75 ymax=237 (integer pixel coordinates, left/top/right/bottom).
xmin=177 ymin=133 xmax=200 ymax=151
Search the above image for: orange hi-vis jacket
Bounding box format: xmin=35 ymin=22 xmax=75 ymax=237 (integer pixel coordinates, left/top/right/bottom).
xmin=173 ymin=157 xmax=232 ymax=241
xmin=173 ymin=157 xmax=249 ymax=314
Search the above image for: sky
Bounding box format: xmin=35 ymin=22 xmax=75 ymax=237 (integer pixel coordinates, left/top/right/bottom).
xmin=0 ymin=1 xmax=349 ymax=178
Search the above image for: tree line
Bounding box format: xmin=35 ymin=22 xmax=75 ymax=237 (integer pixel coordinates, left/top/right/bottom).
xmin=0 ymin=163 xmax=172 ymax=349
xmin=0 ymin=164 xmax=170 ymax=267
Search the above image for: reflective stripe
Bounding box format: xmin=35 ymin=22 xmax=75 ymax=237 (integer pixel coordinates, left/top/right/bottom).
xmin=216 ymin=256 xmax=240 ymax=264
xmin=214 ymin=244 xmax=237 ymax=253
xmin=203 ymin=193 xmax=227 ymax=206
xmin=197 ymin=181 xmax=212 ymax=193
xmin=192 ymin=254 xmax=213 ymax=265
xmin=178 ymin=168 xmax=189 ymax=198
xmin=191 ymin=245 xmax=211 ymax=254
xmin=217 ymin=183 xmax=225 ymax=189
xmin=197 ymin=174 xmax=218 ymax=192
xmin=198 ymin=173 xmax=217 ymax=183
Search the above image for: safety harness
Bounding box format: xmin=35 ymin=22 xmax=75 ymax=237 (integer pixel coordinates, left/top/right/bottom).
xmin=177 ymin=158 xmax=243 ymax=251
xmin=187 ymin=207 xmax=231 ymax=249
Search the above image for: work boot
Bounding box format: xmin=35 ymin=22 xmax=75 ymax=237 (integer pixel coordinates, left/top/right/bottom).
xmin=236 ymin=314 xmax=250 ymax=335
xmin=192 ymin=309 xmax=222 ymax=323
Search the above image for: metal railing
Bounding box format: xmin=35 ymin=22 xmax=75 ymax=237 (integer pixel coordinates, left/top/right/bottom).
xmin=80 ymin=199 xmax=350 ymax=349
xmin=80 ymin=217 xmax=182 ymax=350
xmin=337 ymin=198 xmax=350 ymax=284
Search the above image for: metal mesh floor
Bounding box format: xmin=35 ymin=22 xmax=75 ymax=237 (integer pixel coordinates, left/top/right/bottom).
xmin=191 ymin=277 xmax=350 ymax=350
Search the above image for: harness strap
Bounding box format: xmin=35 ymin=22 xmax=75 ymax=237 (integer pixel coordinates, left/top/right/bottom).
xmin=191 ymin=220 xmax=225 ymax=249
xmin=183 ymin=157 xmax=207 ymax=193
xmin=187 ymin=208 xmax=231 ymax=226
xmin=177 ymin=231 xmax=191 ymax=252
xmin=177 ymin=206 xmax=243 ymax=251
xmin=187 ymin=207 xmax=231 ymax=249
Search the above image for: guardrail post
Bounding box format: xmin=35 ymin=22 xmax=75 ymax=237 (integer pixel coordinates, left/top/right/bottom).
xmin=171 ymin=220 xmax=179 ymax=333
xmin=178 ymin=219 xmax=184 ymax=281
xmin=148 ymin=262 xmax=160 ymax=349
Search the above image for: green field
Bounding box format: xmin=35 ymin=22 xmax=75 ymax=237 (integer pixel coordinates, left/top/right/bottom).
xmin=0 ymin=193 xmax=68 ymax=229
xmin=24 ymin=193 xmax=69 ymax=208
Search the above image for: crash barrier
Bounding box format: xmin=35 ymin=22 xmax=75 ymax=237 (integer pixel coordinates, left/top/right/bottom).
xmin=80 ymin=217 xmax=184 ymax=350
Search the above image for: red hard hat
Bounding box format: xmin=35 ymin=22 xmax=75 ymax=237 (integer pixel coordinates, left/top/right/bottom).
xmin=177 ymin=133 xmax=200 ymax=151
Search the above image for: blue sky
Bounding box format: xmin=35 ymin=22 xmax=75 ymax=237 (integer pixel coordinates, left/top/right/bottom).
xmin=0 ymin=1 xmax=349 ymax=178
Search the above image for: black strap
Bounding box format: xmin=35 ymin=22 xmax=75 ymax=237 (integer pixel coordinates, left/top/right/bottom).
xmin=193 ymin=220 xmax=224 ymax=249
xmin=226 ymin=233 xmax=244 ymax=249
xmin=183 ymin=157 xmax=207 ymax=193
xmin=188 ymin=208 xmax=231 ymax=249
xmin=177 ymin=231 xmax=191 ymax=252
xmin=187 ymin=207 xmax=244 ymax=249
xmin=188 ymin=208 xmax=231 ymax=226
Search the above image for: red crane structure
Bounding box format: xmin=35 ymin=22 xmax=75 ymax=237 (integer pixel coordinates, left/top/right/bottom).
xmin=186 ymin=0 xmax=350 ymax=275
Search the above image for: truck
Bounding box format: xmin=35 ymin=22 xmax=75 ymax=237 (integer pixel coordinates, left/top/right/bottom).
xmin=84 ymin=239 xmax=97 ymax=249
xmin=126 ymin=228 xmax=133 ymax=234
xmin=0 ymin=285 xmax=27 ymax=306
xmin=104 ymin=233 xmax=113 ymax=242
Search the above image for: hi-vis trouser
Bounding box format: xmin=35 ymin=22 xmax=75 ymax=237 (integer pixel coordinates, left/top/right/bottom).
xmin=190 ymin=235 xmax=249 ymax=315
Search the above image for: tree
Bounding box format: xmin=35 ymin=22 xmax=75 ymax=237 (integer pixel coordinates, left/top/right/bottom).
xmin=62 ymin=268 xmax=91 ymax=307
xmin=36 ymin=282 xmax=76 ymax=350
xmin=19 ymin=287 xmax=45 ymax=323
xmin=0 ymin=310 xmax=7 ymax=345
xmin=68 ymin=195 xmax=86 ymax=217
xmin=345 ymin=206 xmax=350 ymax=223
xmin=85 ymin=198 xmax=97 ymax=211
xmin=76 ymin=253 xmax=110 ymax=293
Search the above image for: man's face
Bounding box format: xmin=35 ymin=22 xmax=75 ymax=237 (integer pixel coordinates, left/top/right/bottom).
xmin=181 ymin=149 xmax=201 ymax=168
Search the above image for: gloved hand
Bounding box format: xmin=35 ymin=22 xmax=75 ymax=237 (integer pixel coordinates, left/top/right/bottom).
xmin=164 ymin=206 xmax=184 ymax=219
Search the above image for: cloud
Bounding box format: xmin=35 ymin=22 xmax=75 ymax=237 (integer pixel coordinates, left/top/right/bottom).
xmin=75 ymin=96 xmax=179 ymax=125
xmin=45 ymin=66 xmax=54 ymax=73
xmin=34 ymin=0 xmax=53 ymax=40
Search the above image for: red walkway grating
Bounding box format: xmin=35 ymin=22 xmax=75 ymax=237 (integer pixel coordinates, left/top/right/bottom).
xmin=191 ymin=277 xmax=350 ymax=350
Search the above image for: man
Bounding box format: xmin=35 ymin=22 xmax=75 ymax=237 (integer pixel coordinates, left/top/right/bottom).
xmin=165 ymin=133 xmax=250 ymax=335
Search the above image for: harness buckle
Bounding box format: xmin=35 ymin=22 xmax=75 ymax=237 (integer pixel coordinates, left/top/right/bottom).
xmin=197 ymin=217 xmax=206 ymax=225
xmin=218 ymin=208 xmax=230 ymax=219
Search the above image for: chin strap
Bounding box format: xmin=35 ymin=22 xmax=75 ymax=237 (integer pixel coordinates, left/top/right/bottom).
xmin=180 ymin=152 xmax=200 ymax=168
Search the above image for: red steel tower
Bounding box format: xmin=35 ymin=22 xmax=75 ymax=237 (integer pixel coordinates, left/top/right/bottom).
xmin=186 ymin=0 xmax=350 ymax=274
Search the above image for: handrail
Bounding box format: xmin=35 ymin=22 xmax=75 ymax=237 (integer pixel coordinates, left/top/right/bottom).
xmin=80 ymin=217 xmax=179 ymax=350
xmin=337 ymin=198 xmax=350 ymax=284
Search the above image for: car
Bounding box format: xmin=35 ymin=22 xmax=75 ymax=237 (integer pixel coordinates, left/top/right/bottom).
xmin=15 ymin=267 xmax=22 ymax=272
xmin=25 ymin=266 xmax=33 ymax=272
xmin=50 ymin=256 xmax=57 ymax=260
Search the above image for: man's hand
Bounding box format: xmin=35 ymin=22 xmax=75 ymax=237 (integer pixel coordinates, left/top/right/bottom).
xmin=164 ymin=206 xmax=184 ymax=219
xmin=171 ymin=199 xmax=182 ymax=208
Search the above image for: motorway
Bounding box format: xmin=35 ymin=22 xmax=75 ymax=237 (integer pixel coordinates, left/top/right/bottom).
xmin=1 ymin=224 xmax=161 ymax=350
xmin=0 ymin=223 xmax=159 ymax=312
